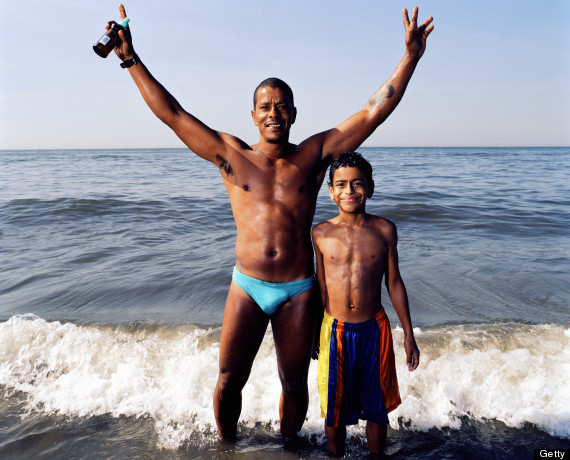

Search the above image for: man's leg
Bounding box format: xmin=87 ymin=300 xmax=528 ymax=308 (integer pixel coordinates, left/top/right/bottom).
xmin=271 ymin=287 xmax=318 ymax=436
xmin=214 ymin=281 xmax=270 ymax=440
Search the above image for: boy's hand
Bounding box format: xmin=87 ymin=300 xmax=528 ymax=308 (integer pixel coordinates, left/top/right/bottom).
xmin=404 ymin=335 xmax=420 ymax=371
xmin=311 ymin=310 xmax=323 ymax=360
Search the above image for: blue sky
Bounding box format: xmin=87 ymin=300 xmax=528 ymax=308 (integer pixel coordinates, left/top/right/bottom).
xmin=1 ymin=0 xmax=569 ymax=149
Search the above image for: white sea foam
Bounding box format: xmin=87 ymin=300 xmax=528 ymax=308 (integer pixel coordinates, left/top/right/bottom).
xmin=390 ymin=324 xmax=570 ymax=439
xmin=1 ymin=314 xmax=569 ymax=449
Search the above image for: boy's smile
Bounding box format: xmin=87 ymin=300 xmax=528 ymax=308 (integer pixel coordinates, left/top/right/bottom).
xmin=329 ymin=166 xmax=374 ymax=214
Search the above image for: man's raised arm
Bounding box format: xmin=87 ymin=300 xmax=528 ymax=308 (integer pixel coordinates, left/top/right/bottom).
xmin=108 ymin=4 xmax=239 ymax=163
xmin=320 ymin=6 xmax=434 ymax=159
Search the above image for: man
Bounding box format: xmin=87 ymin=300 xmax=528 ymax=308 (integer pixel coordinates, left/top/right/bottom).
xmin=104 ymin=4 xmax=433 ymax=440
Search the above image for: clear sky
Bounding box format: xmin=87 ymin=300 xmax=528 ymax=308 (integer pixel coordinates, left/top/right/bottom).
xmin=1 ymin=0 xmax=569 ymax=149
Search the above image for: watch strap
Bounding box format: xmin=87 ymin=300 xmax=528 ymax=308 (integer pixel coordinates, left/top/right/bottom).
xmin=120 ymin=54 xmax=139 ymax=69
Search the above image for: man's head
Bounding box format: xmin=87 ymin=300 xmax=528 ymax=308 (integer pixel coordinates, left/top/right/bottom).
xmin=251 ymin=78 xmax=297 ymax=145
xmin=253 ymin=78 xmax=294 ymax=108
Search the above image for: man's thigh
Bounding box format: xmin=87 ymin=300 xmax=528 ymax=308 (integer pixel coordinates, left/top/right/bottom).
xmin=218 ymin=281 xmax=270 ymax=378
xmin=271 ymin=287 xmax=318 ymax=379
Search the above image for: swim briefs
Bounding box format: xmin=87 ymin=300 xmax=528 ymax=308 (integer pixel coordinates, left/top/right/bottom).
xmin=232 ymin=267 xmax=315 ymax=316
xmin=318 ymin=308 xmax=401 ymax=427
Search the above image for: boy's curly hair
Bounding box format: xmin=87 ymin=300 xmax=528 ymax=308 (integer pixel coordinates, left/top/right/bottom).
xmin=328 ymin=151 xmax=373 ymax=186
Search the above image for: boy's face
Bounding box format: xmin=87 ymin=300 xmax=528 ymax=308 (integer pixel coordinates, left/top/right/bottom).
xmin=329 ymin=166 xmax=374 ymax=214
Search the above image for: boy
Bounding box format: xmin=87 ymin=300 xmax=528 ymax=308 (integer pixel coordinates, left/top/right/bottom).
xmin=312 ymin=151 xmax=419 ymax=458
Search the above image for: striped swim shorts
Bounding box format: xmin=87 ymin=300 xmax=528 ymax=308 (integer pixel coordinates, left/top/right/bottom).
xmin=317 ymin=308 xmax=401 ymax=427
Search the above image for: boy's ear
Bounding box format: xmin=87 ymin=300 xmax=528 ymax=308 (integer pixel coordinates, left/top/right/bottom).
xmin=328 ymin=184 xmax=334 ymax=200
xmin=367 ymin=180 xmax=375 ymax=198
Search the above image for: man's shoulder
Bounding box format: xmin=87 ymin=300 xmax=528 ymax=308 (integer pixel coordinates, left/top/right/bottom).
xmin=295 ymin=133 xmax=334 ymax=165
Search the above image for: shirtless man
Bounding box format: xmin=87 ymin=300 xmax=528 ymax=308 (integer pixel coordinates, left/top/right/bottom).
xmin=103 ymin=4 xmax=433 ymax=440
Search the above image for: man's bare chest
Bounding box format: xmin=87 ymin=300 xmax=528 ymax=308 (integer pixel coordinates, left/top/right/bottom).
xmin=224 ymin=153 xmax=317 ymax=197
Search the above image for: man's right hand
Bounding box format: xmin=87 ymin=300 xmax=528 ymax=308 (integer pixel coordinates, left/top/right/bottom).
xmin=106 ymin=4 xmax=135 ymax=61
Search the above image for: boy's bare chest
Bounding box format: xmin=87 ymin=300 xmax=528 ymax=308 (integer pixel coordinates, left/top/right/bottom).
xmin=323 ymin=229 xmax=387 ymax=267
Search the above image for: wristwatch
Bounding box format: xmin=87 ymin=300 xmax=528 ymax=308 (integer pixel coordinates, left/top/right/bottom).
xmin=120 ymin=54 xmax=139 ymax=69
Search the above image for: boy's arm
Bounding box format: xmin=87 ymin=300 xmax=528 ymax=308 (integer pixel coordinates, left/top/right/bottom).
xmin=311 ymin=226 xmax=327 ymax=359
xmin=109 ymin=4 xmax=244 ymax=164
xmin=384 ymin=221 xmax=420 ymax=371
xmin=303 ymin=7 xmax=434 ymax=160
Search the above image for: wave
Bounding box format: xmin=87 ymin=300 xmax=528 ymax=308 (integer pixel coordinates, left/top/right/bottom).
xmin=373 ymin=200 xmax=568 ymax=231
xmin=1 ymin=197 xmax=230 ymax=222
xmin=1 ymin=314 xmax=568 ymax=450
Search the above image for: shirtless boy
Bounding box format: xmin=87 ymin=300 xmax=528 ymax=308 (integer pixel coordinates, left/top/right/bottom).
xmin=312 ymin=152 xmax=419 ymax=458
xmin=102 ymin=5 xmax=432 ymax=440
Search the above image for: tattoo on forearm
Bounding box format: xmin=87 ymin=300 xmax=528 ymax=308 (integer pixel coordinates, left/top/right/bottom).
xmin=366 ymin=81 xmax=395 ymax=113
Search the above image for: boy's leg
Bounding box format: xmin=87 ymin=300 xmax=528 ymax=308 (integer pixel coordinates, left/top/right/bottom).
xmin=271 ymin=287 xmax=317 ymax=436
xmin=214 ymin=282 xmax=270 ymax=440
xmin=366 ymin=421 xmax=387 ymax=457
xmin=325 ymin=423 xmax=347 ymax=457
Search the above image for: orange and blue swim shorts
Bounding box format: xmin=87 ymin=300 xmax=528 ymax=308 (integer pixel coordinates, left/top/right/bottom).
xmin=317 ymin=308 xmax=401 ymax=427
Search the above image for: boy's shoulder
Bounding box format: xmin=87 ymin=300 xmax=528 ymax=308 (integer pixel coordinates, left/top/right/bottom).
xmin=367 ymin=213 xmax=396 ymax=229
xmin=366 ymin=214 xmax=398 ymax=239
xmin=312 ymin=218 xmax=338 ymax=239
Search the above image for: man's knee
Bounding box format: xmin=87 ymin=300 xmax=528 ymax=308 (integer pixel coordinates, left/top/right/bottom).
xmin=216 ymin=368 xmax=249 ymax=396
xmin=279 ymin=372 xmax=308 ymax=398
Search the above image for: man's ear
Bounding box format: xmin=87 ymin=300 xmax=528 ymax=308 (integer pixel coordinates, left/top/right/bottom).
xmin=329 ymin=184 xmax=334 ymax=200
xmin=251 ymin=109 xmax=259 ymax=126
xmin=368 ymin=180 xmax=375 ymax=198
xmin=291 ymin=107 xmax=297 ymax=124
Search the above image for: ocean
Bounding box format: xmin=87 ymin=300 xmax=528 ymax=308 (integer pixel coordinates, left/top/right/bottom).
xmin=1 ymin=147 xmax=569 ymax=459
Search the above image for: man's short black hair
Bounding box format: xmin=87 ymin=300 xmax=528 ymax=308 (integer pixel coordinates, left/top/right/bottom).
xmin=253 ymin=78 xmax=294 ymax=108
xmin=328 ymin=151 xmax=374 ymax=186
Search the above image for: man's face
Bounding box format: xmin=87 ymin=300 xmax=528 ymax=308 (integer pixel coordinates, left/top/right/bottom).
xmin=329 ymin=166 xmax=374 ymax=214
xmin=251 ymin=86 xmax=296 ymax=144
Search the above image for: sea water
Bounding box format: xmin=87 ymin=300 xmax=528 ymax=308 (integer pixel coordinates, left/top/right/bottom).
xmin=1 ymin=147 xmax=569 ymax=458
